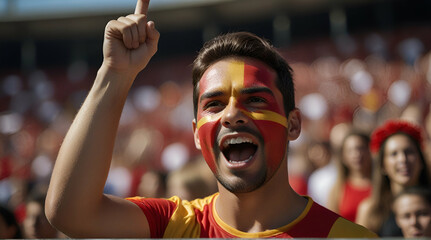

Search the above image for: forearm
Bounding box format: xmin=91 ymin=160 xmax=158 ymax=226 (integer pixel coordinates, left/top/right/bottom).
xmin=46 ymin=65 xmax=135 ymax=225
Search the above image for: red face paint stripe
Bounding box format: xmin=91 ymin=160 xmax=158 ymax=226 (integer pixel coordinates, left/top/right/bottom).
xmin=198 ymin=118 xmax=220 ymax=173
xmin=243 ymin=62 xmax=274 ymax=89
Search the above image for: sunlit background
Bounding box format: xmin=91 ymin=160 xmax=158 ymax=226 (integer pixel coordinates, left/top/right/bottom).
xmin=0 ymin=0 xmax=430 ymax=233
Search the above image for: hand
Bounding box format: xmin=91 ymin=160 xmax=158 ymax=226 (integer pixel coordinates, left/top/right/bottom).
xmin=102 ymin=0 xmax=160 ymax=77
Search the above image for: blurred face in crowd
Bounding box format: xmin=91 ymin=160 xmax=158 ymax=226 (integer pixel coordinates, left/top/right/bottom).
xmin=383 ymin=134 xmax=422 ymax=189
xmin=394 ymin=194 xmax=431 ymax=238
xmin=307 ymin=142 xmax=331 ymax=170
xmin=342 ymin=135 xmax=371 ymax=174
xmin=0 ymin=215 xmax=17 ymax=239
xmin=23 ymin=201 xmax=58 ymax=239
xmin=193 ymin=57 xmax=289 ymax=193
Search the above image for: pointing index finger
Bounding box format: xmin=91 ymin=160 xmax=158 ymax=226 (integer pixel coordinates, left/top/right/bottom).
xmin=134 ymin=0 xmax=150 ymax=15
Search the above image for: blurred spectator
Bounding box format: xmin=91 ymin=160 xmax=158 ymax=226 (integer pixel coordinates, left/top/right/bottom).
xmin=288 ymin=144 xmax=310 ymax=196
xmin=0 ymin=204 xmax=22 ymax=238
xmin=356 ymin=120 xmax=430 ymax=236
xmin=425 ymin=104 xmax=431 ymax=173
xmin=398 ymin=38 xmax=424 ymax=66
xmin=327 ymin=131 xmax=372 ymax=222
xmin=137 ymin=170 xmax=167 ymax=198
xmin=392 ymin=186 xmax=431 ymax=238
xmin=307 ymin=140 xmax=336 ymax=207
xmin=23 ymin=189 xmax=62 ymax=238
xmin=166 ymin=157 xmax=217 ymax=201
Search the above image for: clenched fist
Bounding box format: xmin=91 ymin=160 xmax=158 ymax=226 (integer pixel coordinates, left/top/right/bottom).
xmin=102 ymin=0 xmax=160 ymax=77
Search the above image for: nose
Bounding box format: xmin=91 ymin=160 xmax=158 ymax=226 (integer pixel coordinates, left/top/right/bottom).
xmin=398 ymin=151 xmax=408 ymax=163
xmin=406 ymin=214 xmax=420 ymax=228
xmin=221 ymin=98 xmax=248 ymax=128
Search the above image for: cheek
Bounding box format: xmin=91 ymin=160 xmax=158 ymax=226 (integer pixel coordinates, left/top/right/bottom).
xmin=254 ymin=120 xmax=287 ymax=171
xmin=197 ymin=119 xmax=220 ymax=174
xmin=419 ymin=215 xmax=431 ymax=226
xmin=411 ymin=156 xmax=423 ymax=172
xmin=383 ymin=158 xmax=394 ymax=172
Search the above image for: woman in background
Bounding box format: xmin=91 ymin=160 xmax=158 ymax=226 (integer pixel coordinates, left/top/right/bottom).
xmin=327 ymin=131 xmax=372 ymax=222
xmin=356 ymin=120 xmax=430 ymax=236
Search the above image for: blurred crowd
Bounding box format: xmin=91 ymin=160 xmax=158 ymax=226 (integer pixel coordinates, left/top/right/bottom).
xmin=1 ymin=27 xmax=431 ymax=238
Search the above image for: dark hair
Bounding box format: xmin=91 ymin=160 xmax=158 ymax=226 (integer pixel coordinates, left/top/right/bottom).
xmin=375 ymin=132 xmax=430 ymax=199
xmin=339 ymin=131 xmax=371 ymax=178
xmin=0 ymin=204 xmax=23 ymax=238
xmin=366 ymin=131 xmax=430 ymax=230
xmin=393 ymin=186 xmax=431 ymax=206
xmin=192 ymin=32 xmax=295 ymax=119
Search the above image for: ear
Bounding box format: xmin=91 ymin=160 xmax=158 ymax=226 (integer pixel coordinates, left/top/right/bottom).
xmin=287 ymin=108 xmax=301 ymax=141
xmin=192 ymin=119 xmax=201 ymax=150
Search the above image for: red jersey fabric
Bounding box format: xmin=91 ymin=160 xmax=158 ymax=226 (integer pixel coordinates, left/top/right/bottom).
xmin=127 ymin=193 xmax=377 ymax=238
xmin=339 ymin=181 xmax=372 ymax=222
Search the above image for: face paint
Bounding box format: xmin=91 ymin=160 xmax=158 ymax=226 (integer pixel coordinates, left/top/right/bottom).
xmin=196 ymin=58 xmax=288 ymax=182
xmin=197 ymin=117 xmax=219 ymax=173
xmin=242 ymin=62 xmax=288 ymax=173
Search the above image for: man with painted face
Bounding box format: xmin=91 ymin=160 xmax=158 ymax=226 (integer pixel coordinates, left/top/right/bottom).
xmin=45 ymin=0 xmax=377 ymax=238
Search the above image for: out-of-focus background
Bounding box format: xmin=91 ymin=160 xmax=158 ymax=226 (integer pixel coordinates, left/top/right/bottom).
xmin=0 ymin=0 xmax=430 ymax=238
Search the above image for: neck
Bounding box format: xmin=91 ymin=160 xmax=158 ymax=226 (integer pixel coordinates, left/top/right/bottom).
xmin=390 ymin=181 xmax=414 ymax=196
xmin=348 ymin=169 xmax=371 ymax=186
xmin=215 ymin=160 xmax=308 ymax=233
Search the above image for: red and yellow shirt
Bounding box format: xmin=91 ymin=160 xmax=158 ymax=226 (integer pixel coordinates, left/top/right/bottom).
xmin=127 ymin=193 xmax=377 ymax=238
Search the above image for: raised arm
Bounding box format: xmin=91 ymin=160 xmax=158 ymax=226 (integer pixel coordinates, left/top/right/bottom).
xmin=45 ymin=0 xmax=159 ymax=237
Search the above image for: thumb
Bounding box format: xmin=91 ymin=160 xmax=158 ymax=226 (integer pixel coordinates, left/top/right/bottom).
xmin=146 ymin=21 xmax=160 ymax=55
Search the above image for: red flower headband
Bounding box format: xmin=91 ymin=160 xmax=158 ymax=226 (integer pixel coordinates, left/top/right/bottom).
xmin=370 ymin=120 xmax=424 ymax=153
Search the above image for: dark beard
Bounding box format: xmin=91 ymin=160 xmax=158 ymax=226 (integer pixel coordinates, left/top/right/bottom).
xmin=214 ymin=168 xmax=267 ymax=193
xmin=213 ymin=126 xmax=268 ymax=193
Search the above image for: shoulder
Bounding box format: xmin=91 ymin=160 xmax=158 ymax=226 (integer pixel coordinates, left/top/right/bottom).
xmin=126 ymin=196 xmax=178 ymax=214
xmin=296 ymin=198 xmax=377 ymax=238
xmin=356 ymin=197 xmax=373 ymax=217
xmin=163 ymin=193 xmax=219 ymax=238
xmin=126 ymin=194 xmax=219 ymax=238
xmin=328 ymin=216 xmax=379 ymax=238
xmin=127 ymin=194 xmax=218 ymax=217
xmin=310 ymin=200 xmax=378 ymax=238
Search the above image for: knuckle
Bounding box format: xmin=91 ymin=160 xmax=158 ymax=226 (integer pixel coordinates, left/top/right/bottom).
xmin=123 ymin=24 xmax=134 ymax=32
xmin=137 ymin=16 xmax=147 ymax=24
xmin=106 ymin=20 xmax=116 ymax=28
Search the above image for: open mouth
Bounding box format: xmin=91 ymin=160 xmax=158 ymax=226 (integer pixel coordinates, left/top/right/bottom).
xmin=221 ymin=137 xmax=258 ymax=164
xmin=397 ymin=166 xmax=411 ymax=176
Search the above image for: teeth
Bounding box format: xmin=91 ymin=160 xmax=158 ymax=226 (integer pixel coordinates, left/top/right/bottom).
xmin=223 ymin=137 xmax=253 ymax=148
xmin=229 ymin=156 xmax=253 ymax=164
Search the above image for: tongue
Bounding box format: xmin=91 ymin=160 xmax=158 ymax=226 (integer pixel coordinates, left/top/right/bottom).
xmin=227 ymin=144 xmax=256 ymax=162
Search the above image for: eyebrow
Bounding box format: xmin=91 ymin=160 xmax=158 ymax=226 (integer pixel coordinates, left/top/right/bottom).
xmin=240 ymin=87 xmax=275 ymax=96
xmin=199 ymin=91 xmax=225 ymax=103
xmin=199 ymin=87 xmax=275 ymax=103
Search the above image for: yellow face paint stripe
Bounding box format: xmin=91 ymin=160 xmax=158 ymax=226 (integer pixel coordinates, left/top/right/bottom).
xmin=197 ymin=60 xmax=287 ymax=130
xmin=229 ymin=60 xmax=245 ymax=93
xmin=197 ymin=114 xmax=220 ymax=130
xmin=242 ymin=110 xmax=288 ymax=128
xmin=197 ymin=61 xmax=244 ymax=130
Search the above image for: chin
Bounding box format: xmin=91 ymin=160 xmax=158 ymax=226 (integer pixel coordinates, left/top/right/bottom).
xmin=216 ymin=173 xmax=267 ymax=194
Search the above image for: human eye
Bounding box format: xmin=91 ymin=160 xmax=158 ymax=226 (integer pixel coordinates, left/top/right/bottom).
xmin=249 ymin=96 xmax=266 ymax=103
xmin=418 ymin=210 xmax=431 ymax=217
xmin=400 ymin=213 xmax=411 ymax=220
xmin=246 ymin=96 xmax=267 ymax=107
xmin=203 ymin=100 xmax=224 ymax=112
xmin=405 ymin=147 xmax=417 ymax=156
xmin=390 ymin=151 xmax=398 ymax=157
